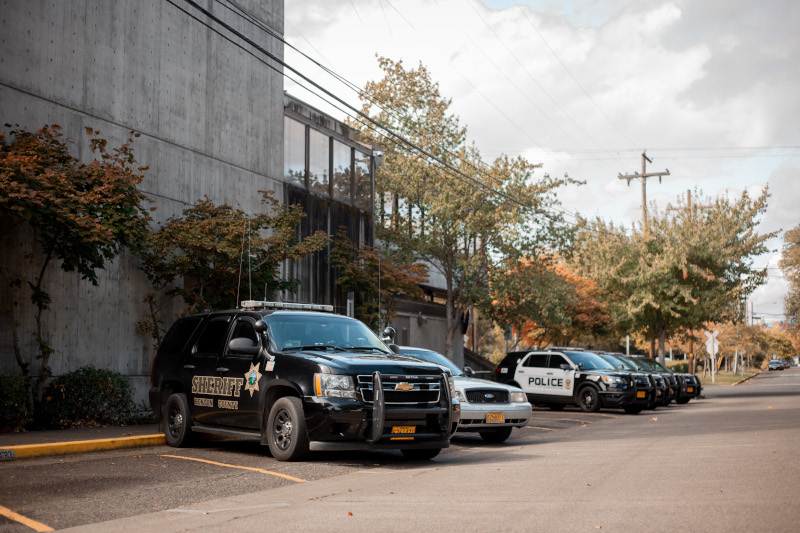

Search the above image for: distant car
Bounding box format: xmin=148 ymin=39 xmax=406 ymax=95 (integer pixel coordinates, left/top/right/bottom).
xmin=768 ymin=360 xmax=783 ymax=371
xmin=782 ymin=360 xmax=790 ymax=369
xmin=398 ymin=347 xmax=532 ymax=443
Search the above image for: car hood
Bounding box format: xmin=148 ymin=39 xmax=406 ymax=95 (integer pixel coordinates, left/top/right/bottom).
xmin=291 ymin=350 xmax=448 ymax=375
xmin=454 ymin=376 xmax=522 ymax=392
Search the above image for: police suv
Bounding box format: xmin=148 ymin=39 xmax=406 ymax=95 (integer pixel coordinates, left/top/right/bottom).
xmin=494 ymin=348 xmax=643 ymax=413
xmin=149 ymin=301 xmax=459 ymax=461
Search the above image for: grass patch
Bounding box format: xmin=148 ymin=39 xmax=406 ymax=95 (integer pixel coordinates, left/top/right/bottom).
xmin=695 ymin=370 xmax=759 ymax=386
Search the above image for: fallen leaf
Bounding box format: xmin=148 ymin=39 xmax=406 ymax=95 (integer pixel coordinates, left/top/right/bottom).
xmin=587 ymin=483 xmax=591 ymax=486
xmin=133 ymin=455 xmax=142 ymax=459
xmin=348 ymin=512 xmax=353 ymax=516
xmin=122 ymin=432 xmax=133 ymax=436
xmin=650 ymin=417 xmax=658 ymax=422
xmin=768 ymin=406 xmax=773 ymax=409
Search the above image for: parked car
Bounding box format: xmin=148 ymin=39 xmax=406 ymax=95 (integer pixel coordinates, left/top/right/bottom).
xmin=397 ymin=347 xmax=531 ymax=443
xmin=494 ymin=348 xmax=644 ymax=414
xmin=768 ymin=360 xmax=783 ymax=371
xmin=150 ymin=301 xmax=459 ymax=461
xmin=595 ymin=352 xmax=656 ymax=410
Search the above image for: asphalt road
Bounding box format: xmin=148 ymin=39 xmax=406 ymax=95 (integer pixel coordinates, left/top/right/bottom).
xmin=1 ymin=368 xmax=798 ymax=532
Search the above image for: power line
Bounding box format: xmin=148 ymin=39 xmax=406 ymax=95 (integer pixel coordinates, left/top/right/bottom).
xmin=173 ymin=0 xmax=621 ymax=237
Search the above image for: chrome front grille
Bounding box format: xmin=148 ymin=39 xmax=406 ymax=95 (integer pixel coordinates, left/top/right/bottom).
xmin=357 ymin=374 xmax=442 ymax=404
xmin=465 ymin=389 xmax=509 ymax=403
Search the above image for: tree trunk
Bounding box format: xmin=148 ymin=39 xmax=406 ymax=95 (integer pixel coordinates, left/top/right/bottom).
xmin=657 ymin=325 xmax=667 ymax=366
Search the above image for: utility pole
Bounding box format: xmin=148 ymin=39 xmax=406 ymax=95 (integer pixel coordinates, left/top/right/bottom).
xmin=618 ymin=151 xmax=670 ymax=235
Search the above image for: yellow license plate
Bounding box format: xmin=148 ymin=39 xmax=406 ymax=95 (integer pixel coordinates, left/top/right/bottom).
xmin=486 ymin=412 xmax=505 ymax=423
xmin=637 ymin=391 xmax=646 ymax=399
xmin=687 ymin=387 xmax=694 ymax=393
xmin=391 ymin=426 xmax=416 ymax=434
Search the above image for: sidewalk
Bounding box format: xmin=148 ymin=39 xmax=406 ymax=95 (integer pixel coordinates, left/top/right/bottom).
xmin=0 ymin=424 xmax=164 ymax=461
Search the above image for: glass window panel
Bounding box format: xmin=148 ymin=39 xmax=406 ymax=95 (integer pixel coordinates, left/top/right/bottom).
xmin=332 ymin=140 xmax=352 ymax=203
xmin=308 ymin=128 xmax=329 ymax=196
xmin=283 ymin=117 xmax=306 ymax=187
xmin=354 ymin=151 xmax=371 ymax=211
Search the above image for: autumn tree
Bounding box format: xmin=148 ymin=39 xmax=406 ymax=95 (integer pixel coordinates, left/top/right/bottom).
xmin=330 ymin=229 xmax=428 ymax=330
xmin=138 ymin=192 xmax=328 ymax=345
xmin=0 ymin=125 xmax=150 ymax=395
xmin=350 ymin=57 xmax=573 ymax=360
xmin=490 ymin=258 xmax=610 ymax=349
xmin=779 ymin=223 xmax=800 ymax=338
xmin=573 ymin=188 xmax=775 ymax=364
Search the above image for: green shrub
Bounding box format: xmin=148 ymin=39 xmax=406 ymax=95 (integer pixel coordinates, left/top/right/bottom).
xmin=36 ymin=366 xmax=152 ymax=428
xmin=667 ymin=361 xmax=689 ymax=372
xmin=0 ymin=376 xmax=33 ymax=431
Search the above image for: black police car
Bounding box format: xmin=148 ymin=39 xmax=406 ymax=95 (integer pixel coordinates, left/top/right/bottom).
xmin=149 ymin=301 xmax=459 ymax=461
xmin=494 ymin=348 xmax=641 ymax=413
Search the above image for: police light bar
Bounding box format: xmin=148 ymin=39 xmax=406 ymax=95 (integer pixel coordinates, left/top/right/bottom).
xmin=240 ymin=300 xmax=334 ymax=312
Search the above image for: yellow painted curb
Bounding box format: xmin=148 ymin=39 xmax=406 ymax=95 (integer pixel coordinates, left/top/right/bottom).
xmin=0 ymin=434 xmax=165 ymax=460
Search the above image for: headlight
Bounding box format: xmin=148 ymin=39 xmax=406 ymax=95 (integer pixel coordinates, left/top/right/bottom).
xmin=602 ymin=375 xmax=623 ymax=384
xmin=314 ymin=373 xmax=356 ymax=399
xmin=455 ymin=390 xmax=467 ymax=402
xmin=509 ymin=391 xmax=526 ymax=403
xmin=447 ymin=374 xmax=457 ymax=399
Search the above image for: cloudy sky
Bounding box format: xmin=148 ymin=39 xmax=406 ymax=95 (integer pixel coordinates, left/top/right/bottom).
xmin=283 ymin=0 xmax=799 ymax=323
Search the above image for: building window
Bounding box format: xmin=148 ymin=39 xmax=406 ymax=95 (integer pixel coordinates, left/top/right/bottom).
xmin=332 ymin=140 xmax=351 ymax=203
xmin=354 ymin=150 xmax=371 ymax=211
xmin=284 ymin=117 xmax=306 ymax=187
xmin=309 ymin=128 xmax=330 ymax=196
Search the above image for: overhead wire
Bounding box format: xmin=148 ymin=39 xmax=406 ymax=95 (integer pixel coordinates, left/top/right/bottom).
xmin=171 ymin=0 xmax=620 ymax=237
xmin=220 ymin=0 xmax=590 ymax=225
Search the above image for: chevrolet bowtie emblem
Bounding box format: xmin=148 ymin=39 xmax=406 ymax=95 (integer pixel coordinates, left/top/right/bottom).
xmin=395 ymin=382 xmax=414 ymax=391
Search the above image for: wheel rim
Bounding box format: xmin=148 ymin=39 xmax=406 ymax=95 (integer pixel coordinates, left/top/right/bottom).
xmin=583 ymin=391 xmax=595 ymax=409
xmin=272 ymin=408 xmax=293 ymax=451
xmin=168 ymin=403 xmax=183 ymax=438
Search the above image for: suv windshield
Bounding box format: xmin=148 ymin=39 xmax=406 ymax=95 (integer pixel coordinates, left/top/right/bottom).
xmin=567 ymin=352 xmax=617 ymax=371
xmin=598 ymin=353 xmax=637 ymax=371
xmin=399 ymin=348 xmax=462 ymax=376
xmin=266 ymin=313 xmax=389 ymax=353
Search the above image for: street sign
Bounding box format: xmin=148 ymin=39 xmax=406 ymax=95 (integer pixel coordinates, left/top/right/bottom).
xmin=704 ymin=330 xmax=720 ymax=354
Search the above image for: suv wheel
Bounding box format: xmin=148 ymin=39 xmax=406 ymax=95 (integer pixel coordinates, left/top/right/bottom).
xmin=578 ymin=386 xmax=601 ymax=413
xmin=164 ymin=393 xmax=193 ymax=447
xmin=400 ymin=448 xmax=441 ymax=460
xmin=479 ymin=426 xmax=513 ymax=443
xmin=267 ymin=397 xmax=309 ymax=461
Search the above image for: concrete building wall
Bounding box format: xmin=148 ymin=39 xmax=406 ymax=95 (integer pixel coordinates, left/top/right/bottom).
xmin=0 ymin=0 xmax=285 ymax=402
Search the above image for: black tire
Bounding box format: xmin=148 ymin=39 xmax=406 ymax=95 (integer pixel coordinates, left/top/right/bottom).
xmin=623 ymin=405 xmax=643 ymax=415
xmin=577 ymin=386 xmax=601 ymax=413
xmin=400 ymin=448 xmax=441 ymax=460
xmin=549 ymin=404 xmax=566 ymax=411
xmin=267 ymin=397 xmax=309 ymax=461
xmin=479 ymin=426 xmax=514 ymax=443
xmin=676 ymin=397 xmax=691 ymax=404
xmin=164 ymin=393 xmax=193 ymax=447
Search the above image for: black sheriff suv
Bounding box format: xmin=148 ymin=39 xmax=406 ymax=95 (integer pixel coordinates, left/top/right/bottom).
xmin=149 ymin=301 xmax=459 ymax=461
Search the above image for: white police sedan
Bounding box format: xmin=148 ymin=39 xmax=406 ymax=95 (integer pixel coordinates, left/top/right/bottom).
xmin=398 ymin=347 xmax=532 ymax=443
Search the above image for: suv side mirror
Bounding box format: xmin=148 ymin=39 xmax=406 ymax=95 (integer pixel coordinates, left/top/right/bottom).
xmin=380 ymin=326 xmax=396 ymax=343
xmin=387 ymin=343 xmax=400 ymax=354
xmin=463 ymin=366 xmax=475 ymax=377
xmin=254 ymin=320 xmax=267 ymax=333
xmin=228 ymin=337 xmax=260 ymax=356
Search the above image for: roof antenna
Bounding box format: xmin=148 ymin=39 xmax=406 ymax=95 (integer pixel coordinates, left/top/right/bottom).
xmin=247 ymin=220 xmax=253 ymax=301
xmin=236 ymin=220 xmax=247 ymax=307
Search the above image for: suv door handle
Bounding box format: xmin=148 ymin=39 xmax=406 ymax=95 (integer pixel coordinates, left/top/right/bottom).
xmin=216 ymin=367 xmax=229 ymax=373
xmin=183 ymin=364 xmax=195 ymax=370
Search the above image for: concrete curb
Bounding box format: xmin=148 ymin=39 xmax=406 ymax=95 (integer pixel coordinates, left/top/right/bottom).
xmin=0 ymin=434 xmax=165 ymax=461
xmin=732 ymin=371 xmax=762 ymax=386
